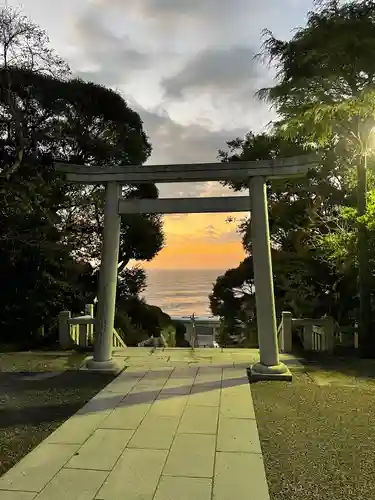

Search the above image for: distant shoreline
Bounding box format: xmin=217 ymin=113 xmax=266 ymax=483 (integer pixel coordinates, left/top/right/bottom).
xmin=144 ymin=268 xmax=222 ymax=317
xmin=145 ymin=268 xmax=226 ymax=273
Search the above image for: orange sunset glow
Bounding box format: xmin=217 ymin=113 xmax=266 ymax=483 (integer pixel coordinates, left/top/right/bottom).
xmin=142 ymin=212 xmax=248 ymax=270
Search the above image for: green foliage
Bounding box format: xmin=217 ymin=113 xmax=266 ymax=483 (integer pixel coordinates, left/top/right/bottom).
xmin=114 ymin=312 xmax=149 ymax=347
xmin=0 ymin=5 xmax=165 ymax=343
xmin=173 ymin=321 xmax=190 ymax=347
xmin=117 ymin=267 xmax=148 ymax=301
xmin=161 ymin=325 xmax=176 ymax=347
xmin=118 ymin=297 xmax=172 ymax=341
xmin=211 ymin=124 xmax=362 ymax=333
xmin=215 ymin=322 xmax=232 ymax=348
xmin=114 ymin=300 xmax=181 ymax=347
xmin=210 ymin=258 xmax=254 ymax=332
xmin=315 ymin=186 xmax=375 ymax=270
xmin=255 ymin=0 xmax=375 ymax=355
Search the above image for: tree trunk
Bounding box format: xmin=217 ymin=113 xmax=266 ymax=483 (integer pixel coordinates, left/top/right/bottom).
xmin=357 ymin=156 xmax=374 ymax=358
xmin=117 ymin=258 xmax=130 ymax=274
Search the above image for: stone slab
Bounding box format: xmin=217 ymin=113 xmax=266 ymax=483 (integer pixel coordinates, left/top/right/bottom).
xmin=194 ymin=373 xmax=222 ymax=384
xmin=154 ymin=476 xmax=212 ymax=500
xmin=178 ymin=406 xmax=218 ymax=434
xmin=0 ymin=443 xmax=79 ymax=492
xmin=76 ymin=392 xmax=125 ymax=415
xmin=221 ymin=368 xmax=248 ymax=384
xmin=220 ymin=393 xmax=256 ymax=419
xmin=45 ymin=412 xmax=112 ymax=445
xmin=113 ymin=348 xmax=154 ymax=357
xmin=220 ymin=381 xmax=256 ymax=419
xmin=33 ymin=468 xmax=107 ymax=500
xmin=96 ymin=448 xmax=168 ymax=500
xmin=169 ymin=367 xmax=199 ymax=378
xmin=0 ymin=493 xmax=36 ymax=500
xmin=192 ymin=380 xmax=221 ymax=391
xmin=148 ymin=395 xmax=188 ymax=417
xmin=217 ymin=417 xmax=262 ymax=453
xmin=213 ymin=451 xmax=270 ymax=500
xmin=65 ymin=429 xmax=133 ymax=470
xmin=161 ymin=378 xmax=195 ymax=395
xmin=188 ymin=359 xmax=213 ymax=365
xmin=142 ymin=368 xmax=174 ymax=378
xmin=123 ymin=359 xmax=165 ymax=366
xmin=127 ymin=416 xmax=179 ymax=450
xmin=99 ymin=400 xmax=152 ymax=430
xmin=102 ymin=371 xmax=145 ymax=393
xmin=130 ymin=381 xmax=165 ymax=395
xmin=187 ymin=386 xmax=221 ymax=406
xmin=163 ymin=434 xmax=215 ymax=478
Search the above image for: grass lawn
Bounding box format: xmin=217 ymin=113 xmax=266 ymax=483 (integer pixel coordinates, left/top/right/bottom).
xmin=251 ymin=356 xmax=375 ymax=500
xmin=0 ymin=351 xmax=116 ymax=476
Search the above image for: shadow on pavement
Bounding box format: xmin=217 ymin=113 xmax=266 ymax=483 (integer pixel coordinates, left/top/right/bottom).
xmin=0 ymin=370 xmax=250 ymax=428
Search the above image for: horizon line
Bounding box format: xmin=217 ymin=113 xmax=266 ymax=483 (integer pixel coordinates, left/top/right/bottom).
xmin=145 ymin=268 xmax=226 ymax=272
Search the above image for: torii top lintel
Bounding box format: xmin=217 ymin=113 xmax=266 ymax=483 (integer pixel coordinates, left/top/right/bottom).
xmin=54 ymin=153 xmax=321 ymax=184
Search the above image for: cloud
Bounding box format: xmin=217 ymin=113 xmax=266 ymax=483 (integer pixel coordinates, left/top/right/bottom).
xmin=198 ymin=181 xmax=246 ymax=198
xmin=71 ymin=5 xmax=152 ymax=86
xmin=200 ymin=225 xmax=241 ymax=243
xmin=121 ymin=0 xmax=237 ymax=18
xmin=69 ymin=0 xmax=275 ymax=193
xmin=204 ymin=224 xmax=221 ymax=239
xmin=161 ymin=46 xmax=261 ymax=99
xmin=138 ymin=106 xmax=248 ymax=166
xmin=71 ymin=0 xmax=277 ymax=129
xmin=86 ymin=0 xmax=287 ymax=59
xmin=133 ymin=106 xmax=248 ymax=197
xmin=92 ymin=0 xmax=256 ymax=26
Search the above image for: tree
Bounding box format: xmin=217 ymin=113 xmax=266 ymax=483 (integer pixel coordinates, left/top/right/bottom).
xmin=0 ymin=159 xmax=89 ymax=341
xmin=256 ymin=0 xmax=375 ymax=356
xmin=50 ymin=76 xmax=164 ymax=275
xmin=0 ymin=6 xmax=164 ymax=341
xmin=0 ymin=5 xmax=70 ymax=180
xmin=210 ymin=258 xmax=255 ymax=334
xmin=117 ymin=266 xmax=148 ymax=300
xmin=173 ymin=321 xmax=190 ymax=347
xmin=210 ymin=129 xmax=358 ymax=336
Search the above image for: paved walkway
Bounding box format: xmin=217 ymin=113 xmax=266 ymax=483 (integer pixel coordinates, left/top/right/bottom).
xmin=0 ymin=349 xmax=301 ymax=500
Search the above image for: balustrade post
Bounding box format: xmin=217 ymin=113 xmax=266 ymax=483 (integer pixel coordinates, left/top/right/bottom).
xmin=58 ymin=311 xmax=72 ymax=349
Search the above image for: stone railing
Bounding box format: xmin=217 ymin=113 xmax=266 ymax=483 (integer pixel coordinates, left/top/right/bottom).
xmin=58 ymin=304 xmax=126 ymax=349
xmin=278 ymin=311 xmax=335 ymax=354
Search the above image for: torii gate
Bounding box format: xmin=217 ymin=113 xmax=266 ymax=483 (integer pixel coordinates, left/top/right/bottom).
xmin=55 ymin=154 xmax=320 ymax=381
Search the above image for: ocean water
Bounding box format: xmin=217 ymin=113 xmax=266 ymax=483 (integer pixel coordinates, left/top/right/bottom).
xmin=143 ymin=269 xmax=225 ymax=317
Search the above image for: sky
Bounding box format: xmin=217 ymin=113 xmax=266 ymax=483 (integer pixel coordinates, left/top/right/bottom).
xmin=8 ymin=0 xmax=315 ymax=269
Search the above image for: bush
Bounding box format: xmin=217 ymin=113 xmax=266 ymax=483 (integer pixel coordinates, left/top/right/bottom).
xmin=119 ymin=297 xmax=173 ymax=338
xmin=216 ymin=322 xmax=232 ymax=347
xmin=161 ymin=325 xmax=176 ymax=347
xmin=114 ymin=311 xmax=149 ymax=346
xmin=173 ymin=321 xmax=190 ymax=347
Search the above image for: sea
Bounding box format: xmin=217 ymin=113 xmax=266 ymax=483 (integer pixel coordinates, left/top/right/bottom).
xmin=142 ymin=269 xmax=225 ymax=318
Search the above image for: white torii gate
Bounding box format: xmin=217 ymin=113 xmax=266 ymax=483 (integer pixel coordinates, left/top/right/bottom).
xmin=55 ymin=154 xmax=320 ymax=381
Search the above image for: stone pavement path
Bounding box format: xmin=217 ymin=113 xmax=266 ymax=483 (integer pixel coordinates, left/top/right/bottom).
xmin=0 ymin=350 xmax=294 ymax=499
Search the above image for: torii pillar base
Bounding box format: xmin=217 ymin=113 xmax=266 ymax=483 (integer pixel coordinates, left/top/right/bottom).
xmin=82 ymin=357 xmax=123 ymax=375
xmin=247 ymin=362 xmax=292 ymax=382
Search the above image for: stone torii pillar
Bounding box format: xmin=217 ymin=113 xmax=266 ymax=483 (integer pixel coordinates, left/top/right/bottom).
xmin=86 ymin=181 xmax=122 ymax=372
xmin=249 ymin=176 xmax=288 ymax=380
